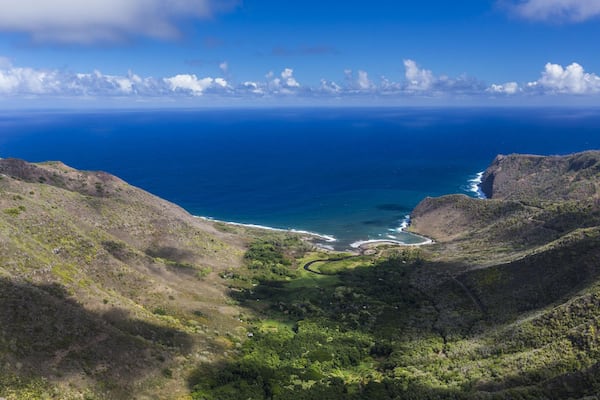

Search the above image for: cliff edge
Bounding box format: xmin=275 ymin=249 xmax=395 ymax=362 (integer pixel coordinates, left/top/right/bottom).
xmin=480 ymin=150 xmax=600 ymax=201
xmin=410 ymin=151 xmax=600 ymax=263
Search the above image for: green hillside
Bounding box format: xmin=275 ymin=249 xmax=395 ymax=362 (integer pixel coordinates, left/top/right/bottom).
xmin=0 ymin=158 xmax=262 ymax=399
xmin=2 ymin=152 xmax=600 ymax=399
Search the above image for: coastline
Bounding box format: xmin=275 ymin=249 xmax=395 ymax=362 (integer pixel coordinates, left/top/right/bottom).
xmin=350 ymin=236 xmax=434 ymax=249
xmin=196 ymin=216 xmax=337 ymax=243
xmin=196 ymin=215 xmax=434 ymax=252
xmin=468 ymin=171 xmax=487 ymax=199
xmin=193 ymin=170 xmax=485 ymax=252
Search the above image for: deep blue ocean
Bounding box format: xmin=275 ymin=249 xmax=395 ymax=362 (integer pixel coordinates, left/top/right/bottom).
xmin=1 ymin=108 xmax=599 ymax=249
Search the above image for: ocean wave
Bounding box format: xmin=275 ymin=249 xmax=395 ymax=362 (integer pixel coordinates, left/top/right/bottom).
xmin=289 ymin=229 xmax=337 ymax=243
xmin=350 ymin=237 xmax=433 ymax=249
xmin=351 ymin=214 xmax=434 ymax=248
xmin=389 ymin=215 xmax=411 ymax=233
xmin=398 ymin=215 xmax=411 ymax=231
xmin=467 ymin=171 xmax=487 ymax=199
xmin=195 ymin=216 xmax=337 ymax=242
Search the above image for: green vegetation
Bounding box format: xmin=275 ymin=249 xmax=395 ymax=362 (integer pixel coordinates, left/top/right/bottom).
xmin=2 ymin=152 xmax=600 ymax=399
xmin=3 ymin=205 xmax=26 ymax=216
xmin=244 ymin=239 xmax=296 ymax=278
xmin=196 ymin=266 xmax=213 ymax=279
xmin=188 ymin=152 xmax=600 ymax=399
xmin=0 ymin=158 xmax=248 ymax=399
xmin=213 ymin=222 xmax=237 ymax=233
xmin=190 ymin=238 xmax=600 ymax=399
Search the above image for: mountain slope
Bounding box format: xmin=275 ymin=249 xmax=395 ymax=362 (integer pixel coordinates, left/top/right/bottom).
xmin=3 ymin=151 xmax=600 ymax=399
xmin=183 ymin=151 xmax=600 ymax=399
xmin=410 ymin=151 xmax=600 ymax=264
xmin=479 ymin=150 xmax=600 ymax=201
xmin=0 ymin=158 xmax=264 ymax=399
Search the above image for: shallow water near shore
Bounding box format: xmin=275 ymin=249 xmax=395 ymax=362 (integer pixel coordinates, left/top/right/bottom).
xmin=1 ymin=107 xmax=600 ymax=250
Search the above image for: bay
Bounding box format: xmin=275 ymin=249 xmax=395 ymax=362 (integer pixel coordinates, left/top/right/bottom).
xmin=1 ymin=107 xmax=599 ymax=249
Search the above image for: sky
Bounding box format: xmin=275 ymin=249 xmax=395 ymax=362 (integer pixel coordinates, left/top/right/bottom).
xmin=1 ymin=0 xmax=600 ymax=107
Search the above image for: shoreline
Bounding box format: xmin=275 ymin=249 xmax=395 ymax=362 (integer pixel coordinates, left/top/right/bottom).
xmin=195 ymin=215 xmax=434 ymax=252
xmin=468 ymin=171 xmax=487 ymax=199
xmin=193 ymin=170 xmax=497 ymax=253
xmin=195 ymin=216 xmax=337 ymax=243
xmin=192 ymin=170 xmax=494 ymax=252
xmin=349 ymin=236 xmax=434 ymax=249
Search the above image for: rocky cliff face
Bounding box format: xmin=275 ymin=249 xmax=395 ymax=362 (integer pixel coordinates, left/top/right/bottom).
xmin=479 ymin=151 xmax=600 ymax=201
xmin=410 ymin=151 xmax=600 ymax=263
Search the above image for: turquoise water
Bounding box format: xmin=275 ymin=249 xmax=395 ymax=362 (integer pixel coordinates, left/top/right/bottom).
xmin=1 ymin=108 xmax=599 ymax=249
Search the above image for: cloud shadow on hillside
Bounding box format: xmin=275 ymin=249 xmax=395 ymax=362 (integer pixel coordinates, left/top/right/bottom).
xmin=0 ymin=278 xmax=194 ymax=398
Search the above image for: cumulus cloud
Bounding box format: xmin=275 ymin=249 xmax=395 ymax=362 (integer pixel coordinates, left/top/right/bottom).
xmin=319 ymin=79 xmax=342 ymax=94
xmin=401 ymin=60 xmax=485 ymax=95
xmin=165 ymin=74 xmax=214 ymax=95
xmin=264 ymin=68 xmax=301 ymax=94
xmin=69 ymin=71 xmax=131 ymax=94
xmin=164 ymin=74 xmax=232 ymax=95
xmin=357 ymin=70 xmax=373 ymax=90
xmin=404 ymin=60 xmax=435 ymax=91
xmin=0 ymin=60 xmax=61 ymax=94
xmin=488 ymin=82 xmax=520 ymax=94
xmin=239 ymin=81 xmax=264 ymax=95
xmin=508 ymin=0 xmax=600 ymax=22
xmin=0 ymin=60 xmax=231 ymax=97
xmin=281 ymin=68 xmax=300 ymax=88
xmin=529 ymin=62 xmax=600 ymax=94
xmin=3 ymin=58 xmax=600 ymax=102
xmin=341 ymin=69 xmax=376 ymax=92
xmin=0 ymin=0 xmax=238 ymax=44
xmin=0 ymin=59 xmax=489 ymax=99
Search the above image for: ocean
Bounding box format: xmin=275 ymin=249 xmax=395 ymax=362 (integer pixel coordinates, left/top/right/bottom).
xmin=1 ymin=107 xmax=599 ymax=250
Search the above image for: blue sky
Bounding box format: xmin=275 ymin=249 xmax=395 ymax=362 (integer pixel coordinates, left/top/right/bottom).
xmin=1 ymin=0 xmax=600 ymax=106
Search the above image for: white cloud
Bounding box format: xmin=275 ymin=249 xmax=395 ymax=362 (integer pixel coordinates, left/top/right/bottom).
xmin=164 ymin=74 xmax=229 ymax=95
xmin=65 ymin=70 xmax=160 ymax=96
xmin=341 ymin=69 xmax=375 ymax=91
xmin=488 ymin=82 xmax=520 ymax=94
xmin=319 ymin=79 xmax=342 ymax=94
xmin=509 ymin=0 xmax=600 ymax=22
xmin=264 ymin=68 xmax=301 ymax=94
xmin=0 ymin=67 xmax=60 ymax=94
xmin=401 ymin=60 xmax=484 ymax=95
xmin=357 ymin=70 xmax=372 ymax=90
xmin=404 ymin=59 xmax=435 ymax=91
xmin=531 ymin=62 xmax=600 ymax=94
xmin=0 ymin=0 xmax=238 ymax=44
xmin=214 ymin=77 xmax=228 ymax=88
xmin=281 ymin=68 xmax=300 ymax=88
xmin=3 ymin=58 xmax=600 ymax=102
xmin=239 ymin=81 xmax=263 ymax=95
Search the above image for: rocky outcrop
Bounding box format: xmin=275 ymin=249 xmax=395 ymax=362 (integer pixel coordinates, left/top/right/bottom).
xmin=479 ymin=151 xmax=600 ymax=201
xmin=410 ymin=151 xmax=600 ymax=247
xmin=0 ymin=157 xmax=125 ymax=197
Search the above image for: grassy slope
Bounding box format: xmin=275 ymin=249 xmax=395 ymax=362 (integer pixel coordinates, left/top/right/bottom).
xmin=0 ymin=159 xmax=262 ymax=399
xmin=3 ymin=151 xmax=600 ymax=399
xmin=189 ymin=236 xmax=600 ymax=399
xmin=188 ymin=151 xmax=600 ymax=399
